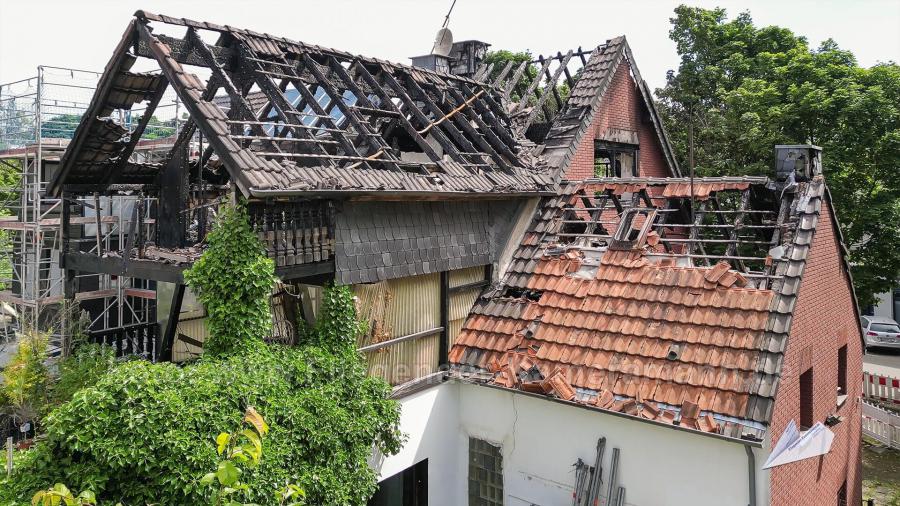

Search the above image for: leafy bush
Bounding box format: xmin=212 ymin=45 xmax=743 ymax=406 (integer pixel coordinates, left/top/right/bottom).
xmin=50 ymin=344 xmax=116 ymax=407
xmin=0 ymin=204 xmax=401 ymax=506
xmin=0 ymin=331 xmax=50 ymax=426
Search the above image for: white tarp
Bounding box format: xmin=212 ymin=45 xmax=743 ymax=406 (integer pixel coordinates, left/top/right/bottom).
xmin=763 ymin=420 xmax=835 ymax=469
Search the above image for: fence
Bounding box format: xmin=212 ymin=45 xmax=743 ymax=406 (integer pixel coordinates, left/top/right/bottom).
xmin=862 ymin=399 xmax=900 ymax=450
xmin=863 ymin=372 xmax=900 ymax=407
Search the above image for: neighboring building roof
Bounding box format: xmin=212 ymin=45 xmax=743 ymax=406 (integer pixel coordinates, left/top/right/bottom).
xmin=534 ymin=37 xmax=682 ymax=179
xmin=451 ymin=175 xmax=833 ymax=440
xmin=49 ymin=11 xmax=555 ymax=197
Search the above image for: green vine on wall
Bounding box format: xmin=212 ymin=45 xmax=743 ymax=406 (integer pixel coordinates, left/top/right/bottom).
xmin=183 ymin=204 xmax=274 ymax=357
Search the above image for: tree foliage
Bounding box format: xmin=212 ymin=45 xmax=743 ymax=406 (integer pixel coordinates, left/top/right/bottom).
xmin=1 ymin=205 xmax=402 ymax=506
xmin=655 ymin=5 xmax=900 ymax=306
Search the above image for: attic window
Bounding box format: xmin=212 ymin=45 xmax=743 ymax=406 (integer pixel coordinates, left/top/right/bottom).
xmin=594 ymin=141 xmax=639 ymax=177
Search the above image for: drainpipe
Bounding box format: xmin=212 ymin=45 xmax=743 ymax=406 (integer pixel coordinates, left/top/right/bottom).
xmin=745 ymin=445 xmax=757 ymax=506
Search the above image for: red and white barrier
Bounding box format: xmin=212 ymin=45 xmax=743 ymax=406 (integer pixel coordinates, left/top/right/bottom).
xmin=864 ymin=372 xmax=900 ymax=406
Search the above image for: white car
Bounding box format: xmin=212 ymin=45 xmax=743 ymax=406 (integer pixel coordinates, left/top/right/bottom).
xmin=861 ymin=316 xmax=900 ymax=350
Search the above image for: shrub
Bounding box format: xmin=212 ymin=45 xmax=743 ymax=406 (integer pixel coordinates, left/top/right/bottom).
xmin=50 ymin=344 xmax=116 ymax=407
xmin=0 ymin=204 xmax=402 ymax=505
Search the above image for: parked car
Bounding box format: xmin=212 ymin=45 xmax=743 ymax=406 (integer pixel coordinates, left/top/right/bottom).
xmin=860 ymin=315 xmax=900 ymax=350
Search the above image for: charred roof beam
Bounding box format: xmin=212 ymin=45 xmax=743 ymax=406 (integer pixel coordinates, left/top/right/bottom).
xmin=101 ymin=74 xmax=169 ymax=185
xmin=186 ymin=28 xmax=282 ymax=155
xmin=300 ymin=53 xmax=402 ymax=172
xmin=403 ymin=76 xmax=491 ymax=170
xmin=376 ymin=65 xmax=469 ymax=167
xmin=458 ymin=83 xmax=520 ymax=154
xmin=521 ymin=50 xmax=574 ymax=134
xmin=442 ymin=84 xmax=522 ymax=168
xmin=236 ymin=46 xmax=341 ymax=162
xmin=134 ymin=22 xmax=255 ymax=194
xmin=351 ymin=62 xmax=440 ymax=168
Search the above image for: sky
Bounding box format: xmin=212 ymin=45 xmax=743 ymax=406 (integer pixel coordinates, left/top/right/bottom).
xmin=1 ymin=0 xmax=899 ymax=91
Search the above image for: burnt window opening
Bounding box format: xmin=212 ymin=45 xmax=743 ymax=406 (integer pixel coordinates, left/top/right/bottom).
xmin=837 ymin=345 xmax=848 ymax=396
xmin=468 ymin=438 xmax=503 ymax=505
xmin=799 ymin=367 xmax=814 ymax=429
xmin=594 ymin=141 xmax=638 ymax=178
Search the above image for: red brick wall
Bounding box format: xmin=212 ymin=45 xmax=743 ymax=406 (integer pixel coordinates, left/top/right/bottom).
xmin=770 ymin=202 xmax=863 ymax=506
xmin=564 ymin=58 xmax=670 ymax=181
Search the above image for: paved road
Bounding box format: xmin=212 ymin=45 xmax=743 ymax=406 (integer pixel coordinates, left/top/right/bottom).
xmin=864 ymin=348 xmax=900 ymax=377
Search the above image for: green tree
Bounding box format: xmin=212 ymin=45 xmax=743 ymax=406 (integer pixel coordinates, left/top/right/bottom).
xmin=656 ymin=5 xmax=900 ymax=306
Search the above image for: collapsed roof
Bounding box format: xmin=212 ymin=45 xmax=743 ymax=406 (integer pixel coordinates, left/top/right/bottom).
xmin=450 ymin=175 xmax=837 ymax=440
xmin=49 ymin=11 xmax=560 ymax=198
xmin=48 ymin=11 xmax=681 ymax=198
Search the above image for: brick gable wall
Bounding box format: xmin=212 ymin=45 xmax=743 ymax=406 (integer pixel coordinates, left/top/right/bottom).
xmin=770 ymin=202 xmax=863 ymax=506
xmin=565 ymin=58 xmax=670 ymax=181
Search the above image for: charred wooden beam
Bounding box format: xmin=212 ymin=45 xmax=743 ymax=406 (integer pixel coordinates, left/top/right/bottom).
xmin=492 ymin=60 xmax=515 ymax=88
xmin=377 ymin=65 xmax=468 ymax=166
xmin=522 ymin=50 xmax=573 ymax=133
xmin=514 ymin=57 xmax=553 ymax=114
xmin=352 ymin=62 xmax=441 ymax=167
xmin=502 ymin=61 xmax=529 ymax=101
xmin=403 ymin=75 xmax=485 ymax=167
xmin=187 ymin=28 xmax=282 ymax=154
xmin=300 ymin=53 xmax=402 ymax=171
xmin=442 ymin=84 xmax=521 ymax=168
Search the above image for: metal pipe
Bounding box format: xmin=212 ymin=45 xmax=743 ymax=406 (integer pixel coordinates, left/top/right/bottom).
xmin=745 ymin=445 xmax=757 ymax=506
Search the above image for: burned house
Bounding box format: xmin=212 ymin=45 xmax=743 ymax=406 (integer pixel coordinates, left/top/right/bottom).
xmin=45 ymin=10 xmax=862 ymax=506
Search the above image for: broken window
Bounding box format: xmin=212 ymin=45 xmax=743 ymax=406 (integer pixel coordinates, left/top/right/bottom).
xmin=837 ymin=345 xmax=848 ymax=397
xmin=594 ymin=141 xmax=638 ymax=178
xmin=799 ymin=367 xmax=814 ymax=429
xmin=468 ymin=438 xmax=503 ymax=506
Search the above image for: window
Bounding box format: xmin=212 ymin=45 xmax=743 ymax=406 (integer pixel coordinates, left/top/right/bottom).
xmin=837 ymin=480 xmax=847 ymax=506
xmin=800 ymin=367 xmax=814 ymax=429
xmin=594 ymin=142 xmax=638 ymax=178
xmin=369 ymin=459 xmax=427 ymax=506
xmin=872 ymin=322 xmax=900 ymax=333
xmin=468 ymin=438 xmax=503 ymax=505
xmin=837 ymin=345 xmax=848 ymax=397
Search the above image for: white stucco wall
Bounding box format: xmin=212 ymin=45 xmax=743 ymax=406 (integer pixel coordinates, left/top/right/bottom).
xmin=372 ymin=383 xmax=462 ymax=506
xmin=378 ymin=381 xmax=771 ymax=506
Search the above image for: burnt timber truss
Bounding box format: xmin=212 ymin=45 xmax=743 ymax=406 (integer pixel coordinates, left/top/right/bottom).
xmin=49 ymin=11 xmax=556 ymax=200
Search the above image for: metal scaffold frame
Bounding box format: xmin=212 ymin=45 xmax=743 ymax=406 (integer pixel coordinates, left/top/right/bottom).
xmin=0 ymin=66 xmax=181 ymax=355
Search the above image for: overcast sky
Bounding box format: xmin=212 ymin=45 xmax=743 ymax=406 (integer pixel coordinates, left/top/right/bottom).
xmin=1 ymin=0 xmax=898 ymax=90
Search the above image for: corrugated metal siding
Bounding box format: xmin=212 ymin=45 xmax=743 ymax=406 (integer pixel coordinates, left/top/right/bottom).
xmin=172 ymin=317 xmax=208 ymax=363
xmin=449 ymin=265 xmax=486 ymax=347
xmin=354 ymin=272 xmax=440 ymax=385
xmin=449 ymin=265 xmax=486 ymax=288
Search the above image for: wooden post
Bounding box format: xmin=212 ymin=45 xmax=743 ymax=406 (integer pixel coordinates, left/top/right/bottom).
xmin=438 ymin=271 xmax=449 ymax=369
xmin=5 ymin=437 xmax=12 ymax=476
xmin=157 ymin=284 xmax=186 ymax=362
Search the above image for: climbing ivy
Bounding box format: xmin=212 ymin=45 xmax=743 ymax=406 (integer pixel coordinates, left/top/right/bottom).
xmin=183 ymin=204 xmax=274 ymax=356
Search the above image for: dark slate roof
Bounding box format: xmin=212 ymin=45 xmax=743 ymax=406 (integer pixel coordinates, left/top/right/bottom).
xmin=49 ymin=12 xmax=555 ymax=197
xmin=451 ymin=176 xmax=834 ymax=441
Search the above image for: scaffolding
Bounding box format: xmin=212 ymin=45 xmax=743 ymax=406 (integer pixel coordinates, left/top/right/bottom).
xmin=0 ymin=66 xmax=181 ymax=355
